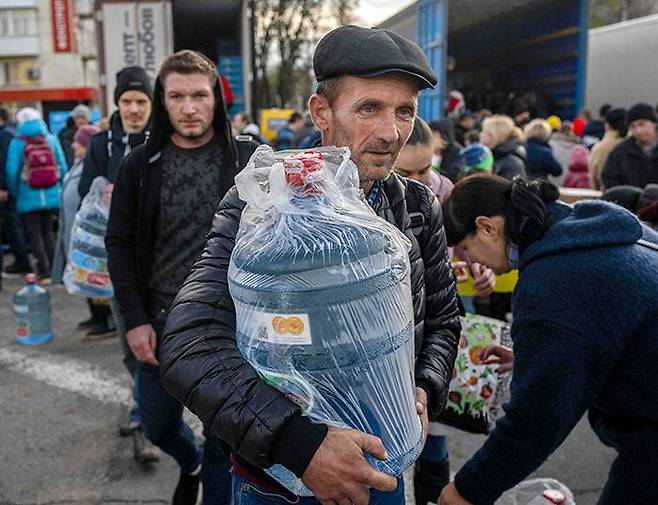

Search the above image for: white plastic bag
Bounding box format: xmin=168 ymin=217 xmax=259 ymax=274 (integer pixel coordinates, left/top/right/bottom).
xmin=63 ymin=176 xmax=113 ymax=298
xmin=229 ymin=146 xmax=422 ymax=495
xmin=497 ymin=478 xmax=576 ymax=505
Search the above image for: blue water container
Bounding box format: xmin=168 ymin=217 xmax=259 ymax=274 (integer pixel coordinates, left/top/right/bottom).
xmin=13 ymin=274 xmax=53 ymax=345
xmin=229 ymin=151 xmax=422 ymax=495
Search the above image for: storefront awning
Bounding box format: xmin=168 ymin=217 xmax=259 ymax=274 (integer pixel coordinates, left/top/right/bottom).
xmin=0 ymin=87 xmax=98 ymax=102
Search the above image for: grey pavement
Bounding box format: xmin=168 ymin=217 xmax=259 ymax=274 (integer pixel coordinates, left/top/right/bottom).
xmin=0 ymin=274 xmax=615 ymax=504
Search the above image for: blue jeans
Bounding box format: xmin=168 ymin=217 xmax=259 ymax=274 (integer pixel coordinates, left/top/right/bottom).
xmin=418 ymin=434 xmax=448 ymax=464
xmin=232 ymin=474 xmax=405 ymax=505
xmin=138 ymin=362 xmax=200 ymax=474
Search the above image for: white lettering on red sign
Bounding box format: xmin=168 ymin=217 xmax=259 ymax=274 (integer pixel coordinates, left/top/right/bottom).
xmin=51 ymin=0 xmax=71 ymax=52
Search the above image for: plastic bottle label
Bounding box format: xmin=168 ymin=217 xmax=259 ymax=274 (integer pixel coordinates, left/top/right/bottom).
xmin=257 ymin=312 xmax=312 ymax=345
xmin=16 ymin=319 xmax=29 ymax=337
xmin=13 ymin=304 xmax=28 ymax=314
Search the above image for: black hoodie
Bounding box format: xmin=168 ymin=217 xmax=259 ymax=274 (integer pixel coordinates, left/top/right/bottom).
xmin=106 ymin=70 xmax=258 ymax=331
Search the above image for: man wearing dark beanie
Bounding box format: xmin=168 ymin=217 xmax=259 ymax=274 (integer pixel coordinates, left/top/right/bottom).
xmin=78 ymin=66 xmax=157 ymax=464
xmin=602 ymin=102 xmax=658 ymax=189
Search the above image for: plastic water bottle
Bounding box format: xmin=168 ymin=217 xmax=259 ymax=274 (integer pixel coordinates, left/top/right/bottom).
xmin=13 ymin=274 xmax=53 ymax=345
xmin=229 ymin=152 xmax=422 ymax=495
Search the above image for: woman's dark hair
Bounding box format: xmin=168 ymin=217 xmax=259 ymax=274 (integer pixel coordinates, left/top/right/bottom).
xmin=442 ymin=173 xmax=560 ymax=247
xmin=407 ymin=116 xmax=433 ymax=147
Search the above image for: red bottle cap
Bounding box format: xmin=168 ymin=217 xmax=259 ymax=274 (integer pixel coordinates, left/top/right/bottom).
xmin=543 ymin=489 xmax=566 ymax=504
xmin=283 ymin=151 xmax=324 ymax=187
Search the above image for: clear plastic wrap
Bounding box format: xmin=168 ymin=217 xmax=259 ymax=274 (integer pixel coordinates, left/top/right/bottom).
xmin=63 ymin=176 xmax=113 ymax=298
xmin=229 ymin=146 xmax=422 ymax=495
xmin=497 ymin=478 xmax=576 ymax=505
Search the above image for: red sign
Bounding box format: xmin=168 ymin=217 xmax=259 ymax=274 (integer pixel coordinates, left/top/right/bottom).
xmin=51 ymin=0 xmax=72 ymax=53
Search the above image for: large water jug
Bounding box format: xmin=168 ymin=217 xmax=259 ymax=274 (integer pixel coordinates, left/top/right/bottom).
xmin=63 ymin=176 xmax=113 ymax=298
xmin=229 ymin=147 xmax=423 ymax=495
xmin=13 ymin=274 xmax=53 ymax=345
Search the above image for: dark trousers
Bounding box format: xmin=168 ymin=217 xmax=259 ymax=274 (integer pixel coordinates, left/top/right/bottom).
xmin=22 ymin=210 xmax=55 ymax=277
xmin=139 ymin=311 xmax=233 ymax=503
xmin=0 ymin=200 xmax=30 ymax=270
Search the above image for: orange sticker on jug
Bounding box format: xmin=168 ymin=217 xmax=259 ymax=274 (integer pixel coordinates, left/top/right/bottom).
xmin=260 ymin=312 xmax=312 ymax=345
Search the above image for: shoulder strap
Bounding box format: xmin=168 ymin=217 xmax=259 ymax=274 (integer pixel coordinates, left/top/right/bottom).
xmin=404 ymin=179 xmax=426 ymax=241
xmin=234 ymin=136 xmax=258 ymax=173
xmin=637 ymin=238 xmax=658 ymax=252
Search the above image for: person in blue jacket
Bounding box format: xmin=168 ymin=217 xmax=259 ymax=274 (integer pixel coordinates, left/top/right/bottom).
xmin=439 ymin=174 xmax=658 ymax=505
xmin=5 ymin=108 xmax=68 ymax=281
xmin=523 ymin=119 xmax=563 ymax=180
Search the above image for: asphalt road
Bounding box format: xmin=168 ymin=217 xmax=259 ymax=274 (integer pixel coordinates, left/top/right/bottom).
xmin=0 ymin=275 xmax=615 ymax=505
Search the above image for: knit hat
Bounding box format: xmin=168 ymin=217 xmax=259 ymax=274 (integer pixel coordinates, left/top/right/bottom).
xmin=73 ymin=124 xmax=101 ymax=149
xmin=460 ymin=142 xmax=493 ymax=173
xmin=572 ymin=118 xmax=586 ymax=137
xmin=16 ymin=107 xmax=41 ymax=124
xmin=547 ymin=115 xmax=561 ymax=131
xmin=627 ymin=103 xmax=657 ymax=124
xmin=71 ymin=104 xmax=90 ymax=119
xmin=114 ymin=66 xmax=153 ymax=104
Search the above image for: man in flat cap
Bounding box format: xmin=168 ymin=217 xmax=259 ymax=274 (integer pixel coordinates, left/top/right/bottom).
xmin=159 ymin=26 xmax=460 ymax=505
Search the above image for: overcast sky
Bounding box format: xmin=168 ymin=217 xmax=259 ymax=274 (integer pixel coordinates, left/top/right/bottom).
xmin=356 ymin=0 xmax=415 ymax=26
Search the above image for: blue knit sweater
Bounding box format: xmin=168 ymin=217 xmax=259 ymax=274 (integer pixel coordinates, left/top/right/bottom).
xmin=455 ymin=201 xmax=658 ymax=504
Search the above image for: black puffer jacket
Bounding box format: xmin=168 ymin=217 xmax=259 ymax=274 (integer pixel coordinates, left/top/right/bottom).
xmin=160 ymin=173 xmax=460 ymax=478
xmin=493 ymin=139 xmax=528 ymax=180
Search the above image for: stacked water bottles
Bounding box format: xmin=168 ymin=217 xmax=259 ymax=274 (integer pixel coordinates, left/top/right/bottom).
xmin=63 ymin=176 xmax=114 ymax=298
xmin=228 ymin=146 xmax=422 ymax=495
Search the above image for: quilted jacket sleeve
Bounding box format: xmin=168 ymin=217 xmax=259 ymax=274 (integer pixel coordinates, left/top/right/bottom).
xmin=159 ymin=187 xmax=328 ymax=476
xmin=414 ymin=185 xmax=461 ymax=420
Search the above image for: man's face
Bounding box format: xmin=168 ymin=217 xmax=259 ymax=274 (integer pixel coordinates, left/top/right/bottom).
xmin=232 ymin=114 xmax=247 ymax=132
xmin=395 ymin=142 xmax=433 ymax=186
xmin=74 ymin=116 xmax=89 ymax=128
xmin=163 ymin=72 xmax=216 ymax=140
xmin=629 ymin=119 xmax=657 ymax=146
xmin=312 ymin=74 xmax=418 ymax=184
xmin=118 ymin=90 xmax=151 ymax=133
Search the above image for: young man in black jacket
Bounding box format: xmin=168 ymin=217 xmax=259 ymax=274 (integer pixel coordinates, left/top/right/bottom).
xmin=106 ymin=51 xmax=257 ymax=505
xmin=159 ymin=27 xmax=461 ymax=505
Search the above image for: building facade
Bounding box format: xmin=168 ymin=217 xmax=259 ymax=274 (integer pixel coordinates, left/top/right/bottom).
xmin=0 ymin=0 xmax=99 ymax=131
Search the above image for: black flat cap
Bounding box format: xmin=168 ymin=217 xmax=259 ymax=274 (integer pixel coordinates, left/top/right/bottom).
xmin=313 ymin=25 xmax=437 ymax=90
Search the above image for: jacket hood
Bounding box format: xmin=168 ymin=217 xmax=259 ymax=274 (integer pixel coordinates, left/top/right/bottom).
xmin=17 ymin=119 xmax=49 ymax=137
xmin=148 ymin=72 xmax=238 ymax=169
xmin=520 ymin=201 xmax=644 ymax=269
xmin=493 ymin=138 xmax=526 ymax=160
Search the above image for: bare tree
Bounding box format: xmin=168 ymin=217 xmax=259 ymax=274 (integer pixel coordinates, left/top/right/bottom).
xmin=590 ymin=0 xmax=658 ymax=28
xmin=253 ymin=0 xmax=356 ymax=108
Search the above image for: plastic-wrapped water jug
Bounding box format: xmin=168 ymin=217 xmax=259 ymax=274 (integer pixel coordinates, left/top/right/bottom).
xmin=229 ymin=146 xmax=423 ymax=495
xmin=13 ymin=273 xmax=52 ymax=345
xmin=63 ymin=176 xmax=113 ymax=298
xmin=497 ymin=478 xmax=576 ymax=505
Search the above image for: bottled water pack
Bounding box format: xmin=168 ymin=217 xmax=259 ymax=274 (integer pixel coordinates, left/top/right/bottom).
xmin=63 ymin=176 xmax=113 ymax=298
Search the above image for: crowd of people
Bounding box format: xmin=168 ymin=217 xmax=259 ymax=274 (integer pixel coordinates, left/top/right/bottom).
xmin=0 ymin=23 xmax=657 ymax=505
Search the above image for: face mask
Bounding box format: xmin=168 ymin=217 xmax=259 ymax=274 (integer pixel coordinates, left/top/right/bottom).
xmin=507 ymin=242 xmax=520 ymax=269
xmin=431 ymin=154 xmax=442 ymax=170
